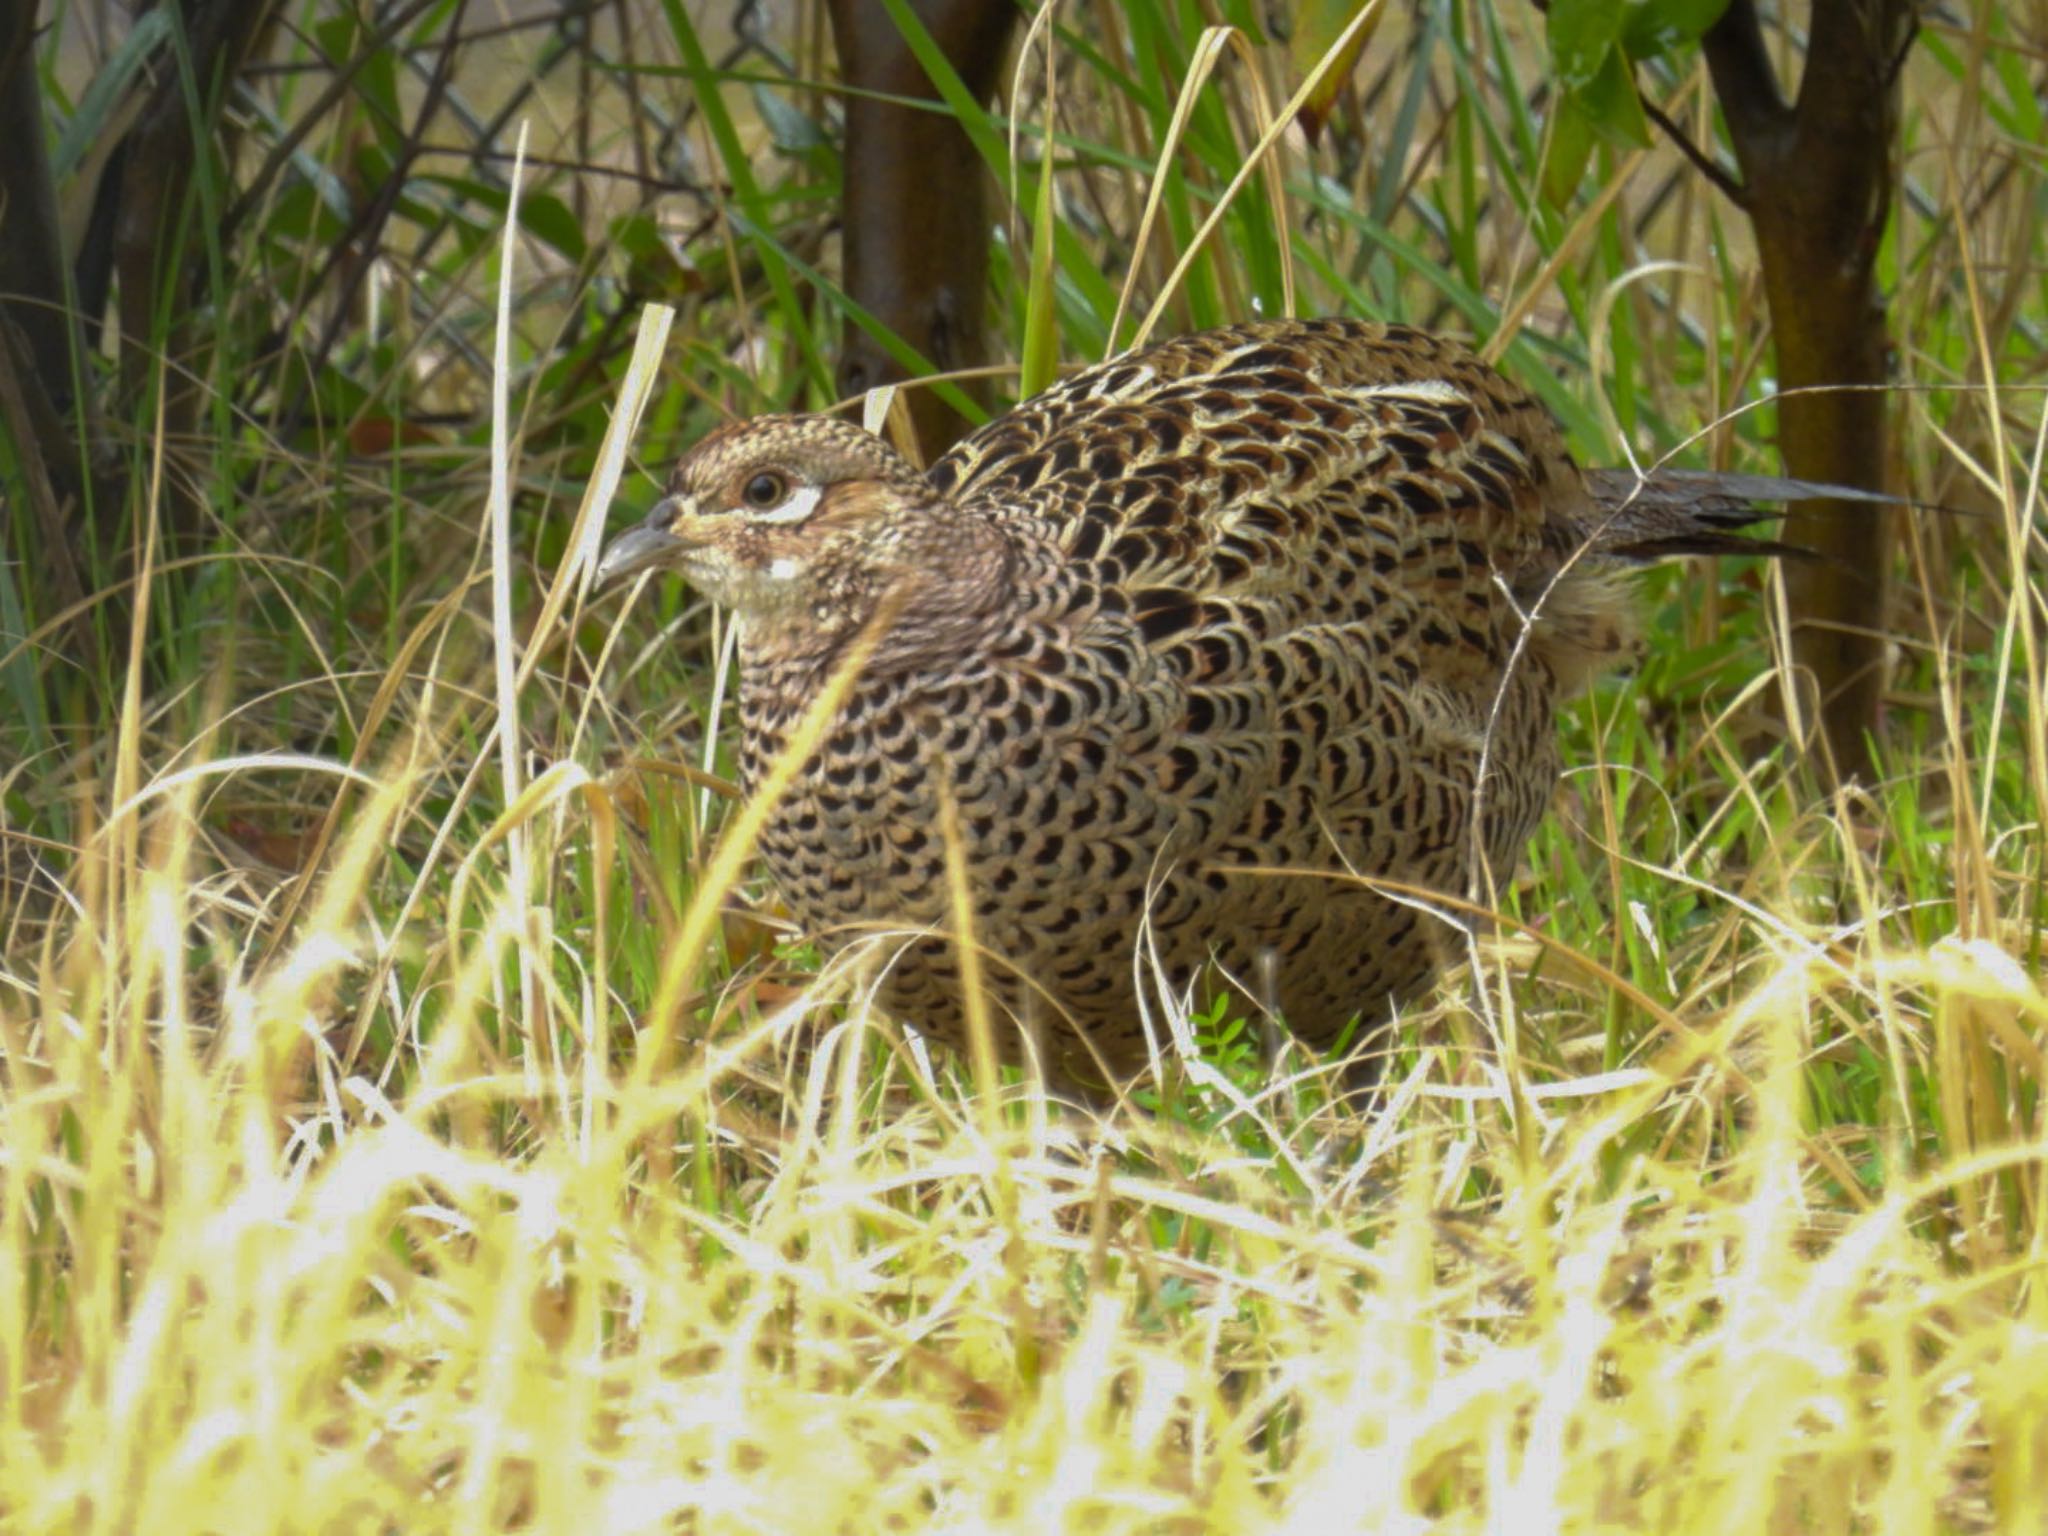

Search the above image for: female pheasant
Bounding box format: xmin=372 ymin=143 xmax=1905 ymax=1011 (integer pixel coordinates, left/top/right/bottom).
xmin=598 ymin=318 xmax=1817 ymax=1090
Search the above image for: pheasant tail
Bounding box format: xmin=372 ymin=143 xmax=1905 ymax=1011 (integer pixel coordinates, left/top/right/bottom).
xmin=1577 ymin=467 xmax=1890 ymax=562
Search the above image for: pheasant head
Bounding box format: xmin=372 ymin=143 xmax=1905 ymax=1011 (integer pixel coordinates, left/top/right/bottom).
xmin=598 ymin=414 xmax=1015 ymax=667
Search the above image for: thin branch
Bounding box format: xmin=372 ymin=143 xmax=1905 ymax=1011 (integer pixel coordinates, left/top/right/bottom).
xmin=1641 ymin=95 xmax=1748 ymax=208
xmin=1885 ymin=10 xmax=1922 ymax=87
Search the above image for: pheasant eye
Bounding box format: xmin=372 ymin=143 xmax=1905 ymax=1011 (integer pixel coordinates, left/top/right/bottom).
xmin=742 ymin=471 xmax=788 ymax=510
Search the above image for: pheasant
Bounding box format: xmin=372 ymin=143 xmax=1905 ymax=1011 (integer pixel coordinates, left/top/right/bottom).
xmin=598 ymin=318 xmax=1825 ymax=1091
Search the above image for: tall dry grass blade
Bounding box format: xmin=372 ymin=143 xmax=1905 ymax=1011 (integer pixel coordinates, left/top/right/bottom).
xmin=1116 ymin=15 xmax=1314 ymax=352
xmin=1018 ymin=20 xmax=1063 ymax=401
xmin=540 ymin=302 xmax=676 ymax=677
xmin=489 ymin=122 xmax=536 ymax=1065
xmin=936 ymin=773 xmax=1039 ymax=1385
xmin=1942 ymin=138 xmax=2048 ymax=852
xmin=623 ymin=588 xmax=907 ymax=1099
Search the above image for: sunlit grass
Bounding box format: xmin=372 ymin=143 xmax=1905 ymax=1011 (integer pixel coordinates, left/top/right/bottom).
xmin=3 ymin=1 xmax=2046 ymax=1531
xmin=3 ymin=724 xmax=2043 ymax=1529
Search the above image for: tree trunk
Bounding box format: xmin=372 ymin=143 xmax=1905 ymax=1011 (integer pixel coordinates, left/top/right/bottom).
xmin=0 ymin=5 xmax=83 ymax=415
xmin=825 ymin=0 xmax=1017 ymax=463
xmin=0 ymin=4 xmax=98 ymax=627
xmin=111 ymin=0 xmax=280 ymax=556
xmin=1703 ymin=0 xmax=1915 ymax=785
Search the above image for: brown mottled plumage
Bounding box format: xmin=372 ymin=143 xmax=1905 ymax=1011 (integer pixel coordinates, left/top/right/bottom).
xmin=598 ymin=318 xmax=1816 ymax=1090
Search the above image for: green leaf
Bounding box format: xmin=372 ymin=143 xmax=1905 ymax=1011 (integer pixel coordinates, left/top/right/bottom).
xmin=1214 ymin=0 xmax=1269 ymax=42
xmin=519 ymin=192 xmax=587 ymax=263
xmin=51 ymin=9 xmax=174 ymax=181
xmin=0 ymin=529 xmax=47 ymax=759
xmin=1291 ymin=0 xmax=1385 ymax=146
xmin=1579 ymin=46 xmax=1652 ymax=150
xmin=267 ymin=181 xmax=348 ymax=248
xmin=1541 ymin=90 xmax=1598 ymax=206
xmin=315 ymin=15 xmax=401 ymax=143
xmin=1621 ymin=0 xmax=1734 ymax=60
xmin=1547 ymin=0 xmax=1626 ymax=91
xmin=1018 ymin=135 xmax=1060 ymax=399
xmin=749 ymin=83 xmax=825 ymax=153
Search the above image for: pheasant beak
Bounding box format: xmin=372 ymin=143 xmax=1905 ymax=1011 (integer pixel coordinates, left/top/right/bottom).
xmin=595 ymin=495 xmax=700 ymax=587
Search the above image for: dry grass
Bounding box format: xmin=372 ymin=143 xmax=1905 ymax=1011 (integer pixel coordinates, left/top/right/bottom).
xmin=3 ymin=747 xmax=2044 ymax=1530
xmin=2 ymin=2 xmax=2046 ymax=1531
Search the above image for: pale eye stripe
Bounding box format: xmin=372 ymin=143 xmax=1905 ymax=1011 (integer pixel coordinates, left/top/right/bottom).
xmin=752 ymin=484 xmax=822 ymax=525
